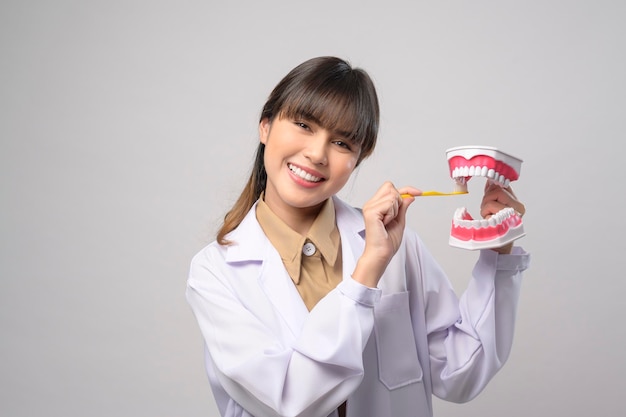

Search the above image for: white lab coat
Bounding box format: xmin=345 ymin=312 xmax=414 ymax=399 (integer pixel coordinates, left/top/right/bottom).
xmin=186 ymin=196 xmax=530 ymax=417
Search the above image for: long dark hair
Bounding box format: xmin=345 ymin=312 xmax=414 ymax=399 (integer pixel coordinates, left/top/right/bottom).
xmin=217 ymin=56 xmax=380 ymax=245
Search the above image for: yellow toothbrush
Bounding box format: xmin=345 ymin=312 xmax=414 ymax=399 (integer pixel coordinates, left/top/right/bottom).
xmin=401 ymin=190 xmax=469 ymax=197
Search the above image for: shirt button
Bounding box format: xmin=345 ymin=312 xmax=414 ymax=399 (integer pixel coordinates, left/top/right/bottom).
xmin=302 ymin=242 xmax=316 ymax=256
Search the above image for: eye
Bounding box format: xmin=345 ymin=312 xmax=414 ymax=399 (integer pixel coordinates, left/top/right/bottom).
xmin=294 ymin=121 xmax=311 ymax=131
xmin=333 ymin=140 xmax=353 ymax=151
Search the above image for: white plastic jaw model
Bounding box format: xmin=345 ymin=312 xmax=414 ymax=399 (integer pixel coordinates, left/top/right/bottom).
xmin=446 ymin=146 xmax=525 ymax=250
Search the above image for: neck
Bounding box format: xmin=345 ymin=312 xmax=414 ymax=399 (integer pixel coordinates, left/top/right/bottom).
xmin=277 ymin=203 xmax=324 ymax=236
xmin=262 ymin=197 xmax=327 ymax=236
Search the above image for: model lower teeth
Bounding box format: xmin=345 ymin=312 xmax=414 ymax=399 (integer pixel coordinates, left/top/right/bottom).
xmin=453 ymin=207 xmax=517 ymax=228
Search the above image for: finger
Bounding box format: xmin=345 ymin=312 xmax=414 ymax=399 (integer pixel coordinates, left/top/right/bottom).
xmin=484 ymin=179 xmax=505 ymax=194
xmin=481 ymin=202 xmax=526 ymax=219
xmin=364 ymin=190 xmax=398 ymax=222
xmin=381 ymin=193 xmax=400 ymax=225
xmin=363 ymin=182 xmax=396 ymax=210
xmin=398 ymin=186 xmax=422 ymax=198
xmin=504 ymin=185 xmax=517 ymax=199
xmin=392 ymin=186 xmax=419 ymax=221
xmin=481 ymin=190 xmax=525 ymax=218
xmin=483 ymin=185 xmax=514 ymax=206
xmin=396 ymin=193 xmax=412 ymax=224
xmin=480 ymin=201 xmax=507 ymax=218
xmin=374 ymin=181 xmax=397 ymax=198
xmin=365 ymin=183 xmax=418 ymax=225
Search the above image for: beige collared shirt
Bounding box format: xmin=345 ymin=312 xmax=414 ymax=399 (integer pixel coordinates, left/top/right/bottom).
xmin=256 ymin=196 xmax=343 ymax=311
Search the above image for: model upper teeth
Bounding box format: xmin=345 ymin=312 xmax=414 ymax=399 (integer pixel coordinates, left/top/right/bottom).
xmin=288 ymin=164 xmax=322 ymax=182
xmin=451 ymin=166 xmax=511 ymax=188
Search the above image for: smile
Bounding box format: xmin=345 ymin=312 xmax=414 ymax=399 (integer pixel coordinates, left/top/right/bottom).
xmin=288 ymin=163 xmax=324 ymax=183
xmin=445 ymin=146 xmax=525 ymax=250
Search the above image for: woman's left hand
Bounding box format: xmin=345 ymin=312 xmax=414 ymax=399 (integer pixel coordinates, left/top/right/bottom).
xmin=480 ymin=181 xmax=526 ymax=254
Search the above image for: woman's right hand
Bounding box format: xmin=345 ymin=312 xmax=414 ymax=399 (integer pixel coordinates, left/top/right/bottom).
xmin=351 ymin=182 xmax=420 ymax=288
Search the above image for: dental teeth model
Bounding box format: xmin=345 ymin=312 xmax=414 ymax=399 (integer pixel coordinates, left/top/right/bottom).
xmin=446 ymin=146 xmax=525 ymax=250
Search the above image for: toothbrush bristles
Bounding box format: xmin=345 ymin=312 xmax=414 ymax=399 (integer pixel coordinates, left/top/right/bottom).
xmin=454 ymin=178 xmax=468 ymax=193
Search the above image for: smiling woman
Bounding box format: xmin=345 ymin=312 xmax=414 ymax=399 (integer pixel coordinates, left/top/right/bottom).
xmin=216 ymin=56 xmax=379 ymax=245
xmin=185 ymin=56 xmax=530 ymax=417
xmin=259 ymin=116 xmax=361 ymax=234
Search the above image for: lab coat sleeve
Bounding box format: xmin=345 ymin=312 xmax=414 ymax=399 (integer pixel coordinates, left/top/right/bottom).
xmin=415 ymin=237 xmax=530 ymax=403
xmin=186 ymin=246 xmax=381 ymax=417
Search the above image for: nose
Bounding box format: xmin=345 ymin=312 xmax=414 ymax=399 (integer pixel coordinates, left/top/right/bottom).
xmin=303 ymin=135 xmax=328 ymax=165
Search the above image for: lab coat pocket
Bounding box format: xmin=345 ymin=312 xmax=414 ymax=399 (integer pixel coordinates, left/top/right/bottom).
xmin=374 ymin=291 xmax=423 ymax=390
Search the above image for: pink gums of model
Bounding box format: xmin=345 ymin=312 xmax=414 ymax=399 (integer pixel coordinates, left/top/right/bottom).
xmin=446 ymin=146 xmax=525 ymax=250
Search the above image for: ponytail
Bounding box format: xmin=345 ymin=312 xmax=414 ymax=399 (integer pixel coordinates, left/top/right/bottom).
xmin=216 ymin=143 xmax=266 ymax=245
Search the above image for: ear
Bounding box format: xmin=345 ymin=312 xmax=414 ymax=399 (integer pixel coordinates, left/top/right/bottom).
xmin=259 ymin=118 xmax=270 ymax=145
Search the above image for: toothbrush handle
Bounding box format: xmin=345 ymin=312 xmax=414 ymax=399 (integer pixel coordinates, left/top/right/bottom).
xmin=401 ymin=191 xmax=468 ymax=197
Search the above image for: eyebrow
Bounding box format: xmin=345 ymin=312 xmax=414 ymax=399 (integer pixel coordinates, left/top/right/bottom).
xmin=334 ymin=128 xmax=354 ymax=140
xmin=295 ymin=112 xmax=322 ymax=127
xmin=295 ymin=112 xmax=355 ymax=142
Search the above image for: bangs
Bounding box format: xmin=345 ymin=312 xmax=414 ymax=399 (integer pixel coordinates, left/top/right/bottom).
xmin=262 ymin=57 xmax=379 ymax=162
xmin=279 ymin=88 xmax=369 ymax=145
xmin=280 ymin=80 xmax=378 ymax=148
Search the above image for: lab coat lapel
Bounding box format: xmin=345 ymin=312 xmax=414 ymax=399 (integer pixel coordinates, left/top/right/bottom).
xmin=226 ymin=203 xmax=308 ymax=338
xmin=333 ymin=196 xmax=366 ymax=280
xmin=258 ymin=248 xmax=309 ymax=339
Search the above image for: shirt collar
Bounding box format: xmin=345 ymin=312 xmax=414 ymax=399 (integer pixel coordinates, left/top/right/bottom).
xmin=307 ymin=197 xmax=339 ymax=266
xmin=255 ymin=195 xmax=339 ymax=283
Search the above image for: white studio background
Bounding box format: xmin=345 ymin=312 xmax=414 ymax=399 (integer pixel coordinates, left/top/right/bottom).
xmin=1 ymin=1 xmax=624 ymax=416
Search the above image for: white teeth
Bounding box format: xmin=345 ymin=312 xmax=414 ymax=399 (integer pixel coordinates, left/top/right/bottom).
xmin=453 ymin=207 xmax=517 ymax=229
xmin=288 ymin=164 xmax=322 ymax=182
xmin=453 ymin=207 xmax=468 ymax=226
xmin=451 ymin=165 xmax=512 ymax=186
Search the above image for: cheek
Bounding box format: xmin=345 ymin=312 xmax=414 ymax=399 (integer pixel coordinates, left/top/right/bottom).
xmin=330 ymin=154 xmax=358 ymax=179
xmin=345 ymin=157 xmax=357 ymax=171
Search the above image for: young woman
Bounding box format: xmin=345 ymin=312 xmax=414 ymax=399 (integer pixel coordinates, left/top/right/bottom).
xmin=186 ymin=56 xmax=530 ymax=417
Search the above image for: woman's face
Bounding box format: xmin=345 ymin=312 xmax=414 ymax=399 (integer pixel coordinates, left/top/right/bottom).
xmin=259 ymin=116 xmax=360 ymax=224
